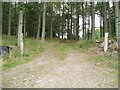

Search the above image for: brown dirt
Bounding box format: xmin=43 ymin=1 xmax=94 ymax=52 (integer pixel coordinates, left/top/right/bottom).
xmin=2 ymin=48 xmax=118 ymax=88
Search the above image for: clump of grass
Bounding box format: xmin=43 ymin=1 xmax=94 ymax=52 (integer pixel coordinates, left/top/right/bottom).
xmin=57 ymin=44 xmax=69 ymax=60
xmin=87 ymin=52 xmax=118 ymax=69
xmin=2 ymin=35 xmax=52 ymax=70
xmin=75 ymin=41 xmax=95 ymax=50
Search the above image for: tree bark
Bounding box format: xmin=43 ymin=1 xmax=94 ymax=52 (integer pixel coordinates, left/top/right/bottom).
xmin=115 ymin=2 xmax=119 ymax=44
xmin=82 ymin=2 xmax=85 ymax=40
xmin=108 ymin=2 xmax=112 ymax=38
xmin=87 ymin=16 xmax=90 ymax=40
xmin=91 ymin=2 xmax=95 ymax=41
xmin=118 ymin=2 xmax=120 ymax=67
xmin=76 ymin=15 xmax=79 ymax=40
xmin=50 ymin=4 xmax=53 ymax=39
xmin=103 ymin=2 xmax=108 ymax=33
xmin=24 ymin=9 xmax=26 ymax=37
xmin=37 ymin=3 xmax=41 ymax=40
xmin=18 ymin=10 xmax=23 ymax=47
xmin=0 ymin=1 xmax=2 ymax=46
xmin=62 ymin=2 xmax=65 ymax=39
xmin=41 ymin=2 xmax=46 ymax=42
xmin=103 ymin=2 xmax=108 ymax=52
xmin=8 ymin=3 xmax=11 ymax=36
xmin=37 ymin=14 xmax=41 ymax=39
xmin=100 ymin=16 xmax=103 ymax=38
xmin=70 ymin=2 xmax=73 ymax=40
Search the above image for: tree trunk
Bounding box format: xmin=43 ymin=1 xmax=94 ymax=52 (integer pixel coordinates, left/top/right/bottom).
xmin=41 ymin=2 xmax=46 ymax=42
xmin=76 ymin=15 xmax=79 ymax=40
xmin=87 ymin=16 xmax=90 ymax=40
xmin=8 ymin=3 xmax=11 ymax=36
xmin=115 ymin=2 xmax=119 ymax=44
xmin=0 ymin=2 xmax=2 ymax=46
xmin=84 ymin=18 xmax=86 ymax=40
xmin=37 ymin=14 xmax=41 ymax=39
xmin=24 ymin=10 xmax=26 ymax=37
xmin=14 ymin=2 xmax=17 ymax=36
xmin=118 ymin=1 xmax=120 ymax=65
xmin=50 ymin=4 xmax=53 ymax=39
xmin=91 ymin=2 xmax=95 ymax=41
xmin=108 ymin=2 xmax=112 ymax=38
xmin=82 ymin=2 xmax=85 ymax=40
xmin=118 ymin=2 xmax=120 ymax=62
xmin=67 ymin=6 xmax=70 ymax=40
xmin=18 ymin=10 xmax=23 ymax=47
xmin=103 ymin=2 xmax=108 ymax=33
xmin=103 ymin=2 xmax=108 ymax=52
xmin=70 ymin=2 xmax=73 ymax=40
xmin=100 ymin=16 xmax=103 ymax=38
xmin=62 ymin=2 xmax=65 ymax=39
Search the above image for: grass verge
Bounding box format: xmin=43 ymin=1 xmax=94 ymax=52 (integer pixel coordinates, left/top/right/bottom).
xmin=87 ymin=52 xmax=118 ymax=69
xmin=2 ymin=35 xmax=58 ymax=70
xmin=56 ymin=43 xmax=69 ymax=60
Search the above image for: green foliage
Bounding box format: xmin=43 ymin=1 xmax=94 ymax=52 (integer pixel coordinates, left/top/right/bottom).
xmin=2 ymin=35 xmax=47 ymax=70
xmin=57 ymin=44 xmax=69 ymax=60
xmin=95 ymin=29 xmax=100 ymax=40
xmin=87 ymin=52 xmax=118 ymax=69
xmin=75 ymin=41 xmax=95 ymax=50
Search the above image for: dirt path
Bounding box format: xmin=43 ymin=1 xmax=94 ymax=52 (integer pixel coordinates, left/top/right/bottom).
xmin=2 ymin=48 xmax=118 ymax=88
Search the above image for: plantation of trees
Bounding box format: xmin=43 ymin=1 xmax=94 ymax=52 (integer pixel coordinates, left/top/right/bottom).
xmin=0 ymin=0 xmax=120 ymax=88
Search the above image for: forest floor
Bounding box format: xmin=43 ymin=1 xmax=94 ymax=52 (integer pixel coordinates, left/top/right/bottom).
xmin=2 ymin=46 xmax=118 ymax=88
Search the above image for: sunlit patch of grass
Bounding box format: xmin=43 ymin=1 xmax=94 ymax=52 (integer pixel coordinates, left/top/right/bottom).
xmin=2 ymin=35 xmax=55 ymax=70
xmin=57 ymin=44 xmax=69 ymax=60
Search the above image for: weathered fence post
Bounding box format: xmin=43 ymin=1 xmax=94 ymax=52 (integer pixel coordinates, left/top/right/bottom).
xmin=20 ymin=33 xmax=23 ymax=55
xmin=104 ymin=33 xmax=108 ymax=52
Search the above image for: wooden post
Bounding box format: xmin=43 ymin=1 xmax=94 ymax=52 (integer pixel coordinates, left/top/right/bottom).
xmin=104 ymin=33 xmax=109 ymax=52
xmin=20 ymin=33 xmax=23 ymax=55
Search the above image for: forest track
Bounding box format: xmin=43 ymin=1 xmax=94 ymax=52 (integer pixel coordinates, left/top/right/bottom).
xmin=2 ymin=48 xmax=118 ymax=88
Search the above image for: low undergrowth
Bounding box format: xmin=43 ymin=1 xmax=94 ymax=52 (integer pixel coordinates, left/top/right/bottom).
xmin=2 ymin=35 xmax=59 ymax=70
xmin=56 ymin=43 xmax=69 ymax=60
xmin=74 ymin=41 xmax=95 ymax=51
xmin=2 ymin=36 xmax=118 ymax=70
xmin=87 ymin=48 xmax=118 ymax=69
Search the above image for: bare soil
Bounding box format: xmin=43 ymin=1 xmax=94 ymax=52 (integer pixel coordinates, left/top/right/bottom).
xmin=2 ymin=48 xmax=118 ymax=88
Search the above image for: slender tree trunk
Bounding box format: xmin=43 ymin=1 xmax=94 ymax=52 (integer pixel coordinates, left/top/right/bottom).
xmin=50 ymin=4 xmax=53 ymax=39
xmin=87 ymin=16 xmax=90 ymax=40
xmin=76 ymin=15 xmax=79 ymax=40
xmin=118 ymin=1 xmax=120 ymax=44
xmin=8 ymin=3 xmax=11 ymax=36
xmin=23 ymin=10 xmax=26 ymax=37
xmin=100 ymin=16 xmax=103 ymax=38
xmin=108 ymin=2 xmax=112 ymax=38
xmin=115 ymin=2 xmax=119 ymax=44
xmin=41 ymin=2 xmax=46 ymax=42
xmin=18 ymin=10 xmax=23 ymax=47
xmin=67 ymin=6 xmax=70 ymax=40
xmin=0 ymin=2 xmax=2 ymax=46
xmin=14 ymin=2 xmax=17 ymax=36
xmin=103 ymin=2 xmax=108 ymax=52
xmin=62 ymin=2 xmax=64 ymax=39
xmin=82 ymin=2 xmax=85 ymax=40
xmin=91 ymin=2 xmax=95 ymax=41
xmin=118 ymin=3 xmax=120 ymax=76
xmin=104 ymin=2 xmax=108 ymax=33
xmin=70 ymin=2 xmax=73 ymax=40
xmin=18 ymin=10 xmax=24 ymax=55
xmin=37 ymin=14 xmax=41 ymax=39
xmin=84 ymin=17 xmax=86 ymax=40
